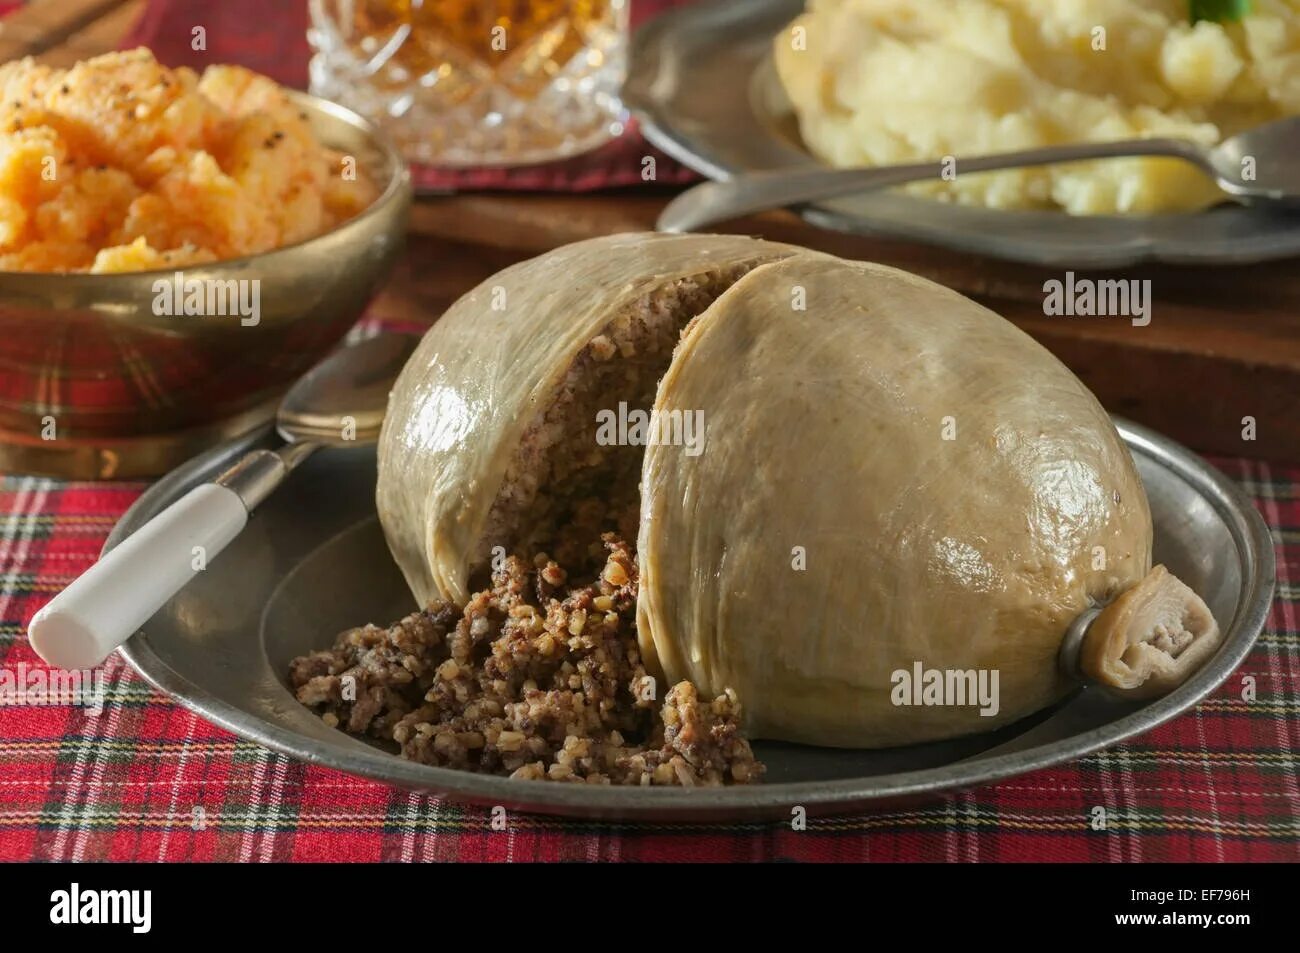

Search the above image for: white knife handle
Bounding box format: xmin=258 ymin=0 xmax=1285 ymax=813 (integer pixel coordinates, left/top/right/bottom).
xmin=28 ymin=483 xmax=249 ymax=670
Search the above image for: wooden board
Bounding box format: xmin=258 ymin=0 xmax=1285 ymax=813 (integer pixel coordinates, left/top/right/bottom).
xmin=8 ymin=0 xmax=1299 ymax=463
xmin=0 ymin=0 xmax=132 ymax=61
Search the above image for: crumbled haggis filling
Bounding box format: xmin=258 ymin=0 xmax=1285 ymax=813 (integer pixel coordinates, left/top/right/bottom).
xmin=288 ymin=508 xmax=762 ymax=787
xmin=476 ymin=268 xmax=755 ymax=568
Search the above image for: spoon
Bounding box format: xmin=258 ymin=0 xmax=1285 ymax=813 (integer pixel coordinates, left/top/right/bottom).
xmin=27 ymin=333 xmax=418 ymax=671
xmin=658 ymin=116 xmax=1300 ymax=232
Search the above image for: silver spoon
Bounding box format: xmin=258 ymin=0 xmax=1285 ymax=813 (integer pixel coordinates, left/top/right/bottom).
xmin=658 ymin=116 xmax=1300 ymax=232
xmin=28 ymin=333 xmax=417 ymax=671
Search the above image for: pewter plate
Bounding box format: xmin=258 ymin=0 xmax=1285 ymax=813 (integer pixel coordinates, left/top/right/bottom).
xmin=114 ymin=419 xmax=1273 ymax=821
xmin=624 ymin=0 xmax=1300 ymax=267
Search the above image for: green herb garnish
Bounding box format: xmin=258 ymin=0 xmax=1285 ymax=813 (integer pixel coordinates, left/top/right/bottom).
xmin=1189 ymin=0 xmax=1251 ymax=24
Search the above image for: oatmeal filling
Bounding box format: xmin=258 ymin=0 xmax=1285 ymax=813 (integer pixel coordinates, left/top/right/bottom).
xmin=473 ymin=265 xmax=755 ymax=576
xmin=288 ymin=528 xmax=761 ymax=786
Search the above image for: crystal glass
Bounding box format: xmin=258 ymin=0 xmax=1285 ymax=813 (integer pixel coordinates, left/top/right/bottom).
xmin=308 ymin=0 xmax=629 ymax=167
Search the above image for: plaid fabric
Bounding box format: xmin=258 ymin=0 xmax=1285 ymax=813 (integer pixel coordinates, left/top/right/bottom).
xmin=0 ymin=455 xmax=1296 ymax=862
xmin=125 ymin=0 xmax=702 ymax=192
xmin=2 ymin=0 xmax=1297 ymax=864
xmin=0 ymin=305 xmax=353 ymax=438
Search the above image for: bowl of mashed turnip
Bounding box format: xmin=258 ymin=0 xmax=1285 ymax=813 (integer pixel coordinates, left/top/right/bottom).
xmin=0 ymin=49 xmax=411 ymax=478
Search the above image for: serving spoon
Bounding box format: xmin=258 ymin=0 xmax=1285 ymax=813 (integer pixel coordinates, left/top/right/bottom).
xmin=28 ymin=333 xmax=418 ymax=671
xmin=658 ymin=116 xmax=1300 ymax=232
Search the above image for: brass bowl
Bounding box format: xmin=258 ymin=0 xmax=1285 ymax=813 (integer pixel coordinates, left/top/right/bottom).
xmin=0 ymin=91 xmax=413 ymax=479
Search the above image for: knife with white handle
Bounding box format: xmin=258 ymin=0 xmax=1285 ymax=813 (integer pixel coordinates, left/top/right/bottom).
xmin=25 ymin=334 xmax=418 ymax=672
xmin=26 ymin=446 xmax=306 ymax=670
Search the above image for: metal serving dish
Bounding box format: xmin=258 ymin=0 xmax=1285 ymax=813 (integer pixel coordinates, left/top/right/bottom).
xmin=624 ymin=0 xmax=1300 ymax=267
xmin=114 ymin=419 xmax=1274 ymax=821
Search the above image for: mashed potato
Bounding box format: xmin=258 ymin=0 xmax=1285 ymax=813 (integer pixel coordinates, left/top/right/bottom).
xmin=775 ymin=0 xmax=1300 ymax=214
xmin=0 ymin=49 xmax=377 ymax=272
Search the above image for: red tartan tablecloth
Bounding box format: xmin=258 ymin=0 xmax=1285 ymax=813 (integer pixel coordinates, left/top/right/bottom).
xmin=1 ymin=0 xmax=1298 ymax=862
xmin=0 ymin=455 xmax=1296 ymax=862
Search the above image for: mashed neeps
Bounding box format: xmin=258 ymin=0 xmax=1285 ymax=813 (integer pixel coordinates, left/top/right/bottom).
xmin=0 ymin=48 xmax=377 ymax=273
xmin=776 ymin=0 xmax=1300 ymax=214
